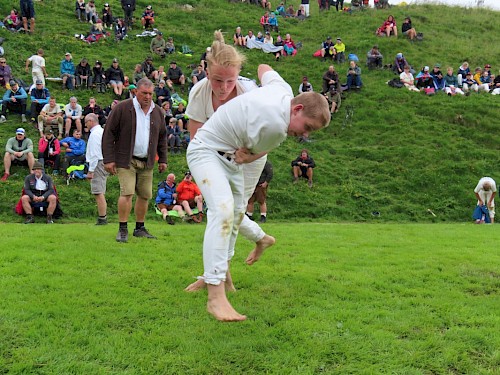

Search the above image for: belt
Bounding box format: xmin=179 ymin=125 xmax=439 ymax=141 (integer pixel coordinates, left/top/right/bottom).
xmin=217 ymin=151 xmax=235 ymax=162
xmin=133 ymin=156 xmax=148 ymax=162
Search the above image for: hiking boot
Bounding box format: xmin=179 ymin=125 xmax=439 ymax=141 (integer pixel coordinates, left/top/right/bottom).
xmin=24 ymin=215 xmax=35 ymax=224
xmin=0 ymin=115 xmax=6 ymax=123
xmin=260 ymin=215 xmax=267 ymax=223
xmin=21 ymin=114 xmax=27 ymax=123
xmin=116 ymin=228 xmax=129 ymax=242
xmin=164 ymin=215 xmax=174 ymax=225
xmin=96 ymin=217 xmax=108 ymax=225
xmin=1 ymin=173 xmax=9 ymax=181
xmin=46 ymin=214 xmax=54 ymax=224
xmin=308 ymin=180 xmax=313 ymax=188
xmin=133 ymin=226 xmax=157 ymax=239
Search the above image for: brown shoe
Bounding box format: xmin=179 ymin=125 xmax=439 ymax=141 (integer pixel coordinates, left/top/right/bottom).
xmin=197 ymin=212 xmax=204 ymax=222
xmin=191 ymin=214 xmax=201 ymax=223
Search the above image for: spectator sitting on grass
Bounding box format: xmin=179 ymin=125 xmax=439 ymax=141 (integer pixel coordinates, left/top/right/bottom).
xmin=64 ymin=97 xmax=83 ymax=136
xmin=298 ymin=76 xmax=313 ymax=93
xmin=283 ymin=33 xmax=297 ymax=56
xmin=321 ymin=36 xmax=335 ymax=61
xmin=141 ymin=5 xmax=155 ymax=29
xmin=0 ymin=57 xmax=13 ymax=89
xmin=38 ymin=128 xmax=61 ymax=174
xmin=76 ymin=58 xmax=93 ymax=88
xmin=82 ymin=97 xmax=106 ymax=126
xmin=268 ymin=12 xmax=278 ymax=33
xmin=105 ymin=58 xmax=125 ymax=98
xmin=60 ymin=130 xmax=86 ymax=176
xmin=322 ymin=65 xmax=340 ymax=94
xmin=150 ymin=32 xmax=166 ymax=57
xmin=399 ymin=65 xmax=419 ymax=92
xmin=114 ymin=18 xmax=127 ymax=41
xmin=60 ymin=53 xmax=76 ymax=90
xmin=21 ymin=161 xmax=58 ymax=224
xmin=401 ymin=17 xmax=417 ymax=40
xmin=491 ymin=73 xmax=500 ymax=95
xmin=415 ymin=66 xmax=434 ymax=90
xmin=102 ymin=3 xmax=113 ymax=29
xmin=444 ymin=67 xmax=464 ymax=96
xmin=234 ymin=26 xmax=245 ymax=47
xmin=366 ymin=45 xmax=383 ymax=69
xmin=167 ymin=117 xmax=182 ymax=154
xmin=392 ymin=52 xmax=410 ymax=75
xmin=155 ymin=173 xmax=184 ymax=225
xmin=166 ymin=61 xmax=186 ymax=93
xmin=346 ymin=60 xmax=362 ymax=90
xmin=1 ymin=128 xmax=35 ymax=181
xmin=376 ymin=15 xmax=397 ymax=37
xmin=260 ymin=11 xmax=270 ymax=32
xmin=457 ymin=61 xmax=470 ymax=87
xmin=75 ymin=0 xmax=86 ymax=22
xmin=132 ymin=64 xmax=146 ymax=84
xmin=0 ymin=80 xmax=28 ymax=123
xmin=292 ymin=149 xmax=315 ymax=188
xmin=38 ymin=97 xmax=64 ymax=139
xmin=191 ymin=64 xmax=207 ymax=86
xmin=176 ymin=171 xmax=204 ymax=223
xmin=430 ymin=65 xmax=445 ymax=91
xmin=85 ymin=0 xmax=97 ymax=23
xmin=324 ymin=85 xmax=342 ymax=117
xmin=462 ymin=72 xmax=478 ymax=94
xmin=154 ymin=80 xmax=171 ymax=106
xmin=479 ymin=71 xmax=491 ymax=92
xmin=29 ymin=80 xmax=50 ymax=121
xmin=333 ymin=37 xmax=346 ymax=63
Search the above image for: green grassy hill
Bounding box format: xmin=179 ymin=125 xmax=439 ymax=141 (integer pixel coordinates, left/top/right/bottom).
xmin=1 ymin=0 xmax=499 ymax=222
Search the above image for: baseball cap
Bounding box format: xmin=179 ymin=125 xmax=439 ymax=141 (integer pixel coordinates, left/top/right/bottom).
xmin=424 ymin=66 xmax=430 ymax=71
xmin=485 ymin=64 xmax=491 ymax=68
xmin=65 ymin=52 xmax=71 ymax=56
xmin=336 ymin=37 xmax=341 ymax=41
xmin=104 ymin=3 xmax=109 ymax=6
xmin=326 ymin=36 xmax=332 ymax=40
xmin=396 ymin=53 xmax=403 ymax=59
xmin=128 ymin=84 xmax=137 ymax=89
xmin=35 ymin=79 xmax=43 ymax=84
xmin=44 ymin=127 xmax=53 ymax=135
xmin=159 ymin=80 xmax=165 ymax=84
xmin=170 ymin=61 xmax=176 ymax=64
xmin=16 ymin=127 xmax=25 ymax=135
xmin=113 ymin=58 xmax=119 ymax=63
xmin=9 ymin=79 xmax=17 ymax=86
xmin=146 ymin=5 xmax=152 ymax=9
xmin=157 ymin=31 xmax=163 ymax=36
xmin=184 ymin=171 xmax=191 ymax=176
xmin=434 ymin=63 xmax=441 ymax=68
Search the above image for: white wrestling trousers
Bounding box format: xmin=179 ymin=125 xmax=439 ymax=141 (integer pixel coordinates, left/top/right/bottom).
xmin=239 ymin=155 xmax=267 ymax=244
xmin=187 ymin=140 xmax=246 ymax=285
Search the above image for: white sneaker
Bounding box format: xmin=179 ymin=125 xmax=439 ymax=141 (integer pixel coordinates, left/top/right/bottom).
xmin=21 ymin=114 xmax=27 ymax=122
xmin=0 ymin=115 xmax=6 ymax=123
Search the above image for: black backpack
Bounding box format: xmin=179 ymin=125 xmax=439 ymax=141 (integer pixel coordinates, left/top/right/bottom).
xmin=387 ymin=78 xmax=404 ymax=88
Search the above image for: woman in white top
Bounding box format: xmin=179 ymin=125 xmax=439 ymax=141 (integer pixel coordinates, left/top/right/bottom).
xmin=185 ymin=30 xmax=275 ymax=293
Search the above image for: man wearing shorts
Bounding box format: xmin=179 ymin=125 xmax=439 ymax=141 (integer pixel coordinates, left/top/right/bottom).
xmin=1 ymin=128 xmax=35 ymax=181
xmin=20 ymin=0 xmax=35 ymax=33
xmin=102 ymin=78 xmax=167 ymax=242
xmin=246 ymin=160 xmax=273 ymax=223
xmin=85 ymin=114 xmax=109 ymax=225
xmin=25 ymin=49 xmax=47 ymax=86
xmin=166 ymin=61 xmax=185 ymax=91
xmin=176 ymin=171 xmax=204 ymax=223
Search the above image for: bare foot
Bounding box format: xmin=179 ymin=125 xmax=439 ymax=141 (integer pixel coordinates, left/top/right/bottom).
xmin=207 ymin=284 xmax=246 ymax=322
xmin=245 ymin=234 xmax=276 ymax=265
xmin=184 ymin=278 xmax=206 ymax=292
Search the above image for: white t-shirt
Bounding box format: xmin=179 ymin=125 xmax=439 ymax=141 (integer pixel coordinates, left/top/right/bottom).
xmin=474 ymin=177 xmax=497 ymax=194
xmin=132 ymin=97 xmax=153 ymax=158
xmin=29 ymin=55 xmax=45 ymax=73
xmin=186 ymin=76 xmax=258 ymax=123
xmin=193 ymin=70 xmax=293 ymax=154
xmin=86 ymin=125 xmax=104 ymax=172
xmin=41 ymin=103 xmax=62 ymax=116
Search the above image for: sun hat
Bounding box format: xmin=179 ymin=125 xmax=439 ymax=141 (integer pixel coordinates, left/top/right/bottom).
xmin=32 ymin=161 xmax=44 ymax=170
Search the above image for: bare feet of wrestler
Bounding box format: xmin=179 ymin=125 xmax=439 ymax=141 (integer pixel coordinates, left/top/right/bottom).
xmin=207 ymin=283 xmax=246 ymax=322
xmin=245 ymin=234 xmax=276 ymax=265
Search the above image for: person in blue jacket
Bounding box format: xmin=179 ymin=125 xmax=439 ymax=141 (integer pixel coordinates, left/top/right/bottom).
xmin=60 ymin=53 xmax=76 ymax=90
xmin=60 ymin=129 xmax=87 ymax=176
xmin=30 ymin=79 xmax=50 ymax=120
xmin=0 ymin=80 xmax=28 ymax=123
xmin=155 ymin=173 xmax=184 ymax=224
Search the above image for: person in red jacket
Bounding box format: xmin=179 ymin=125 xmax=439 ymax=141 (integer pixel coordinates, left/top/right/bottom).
xmin=176 ymin=171 xmax=204 ymax=223
xmin=38 ymin=128 xmax=61 ymax=174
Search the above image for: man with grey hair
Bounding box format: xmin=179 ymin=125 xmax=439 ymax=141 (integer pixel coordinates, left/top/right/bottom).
xmin=474 ymin=177 xmax=497 ymax=224
xmin=64 ymin=96 xmax=83 ymax=137
xmin=103 ymin=78 xmax=168 ymax=242
xmin=85 ymin=113 xmax=109 ymax=225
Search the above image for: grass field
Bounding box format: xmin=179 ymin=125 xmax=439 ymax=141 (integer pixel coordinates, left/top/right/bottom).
xmin=1 ymin=223 xmax=499 ymax=374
